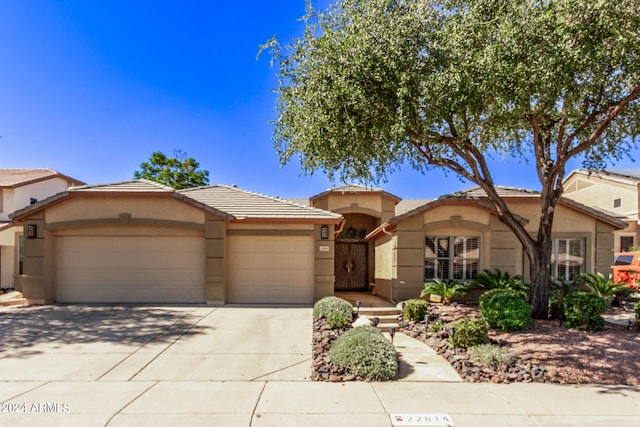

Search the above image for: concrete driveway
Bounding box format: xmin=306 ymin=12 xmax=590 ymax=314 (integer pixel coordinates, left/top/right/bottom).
xmin=0 ymin=305 xmax=312 ymax=382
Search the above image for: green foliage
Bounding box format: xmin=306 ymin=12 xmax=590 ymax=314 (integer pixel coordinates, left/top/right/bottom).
xmin=428 ymin=319 xmax=446 ymax=333
xmin=313 ymin=296 xmax=353 ymax=320
xmin=403 ymin=299 xmax=431 ymax=322
xmin=420 ymin=279 xmax=467 ymax=304
xmin=449 ymin=318 xmax=489 ymax=349
xmin=264 ymin=0 xmax=640 ymax=321
xmin=634 ymin=301 xmax=640 ymax=320
xmin=563 ymin=292 xmax=607 ymax=332
xmin=329 ymin=326 xmax=398 ymax=380
xmin=469 ymin=344 xmax=514 ymax=371
xmin=480 ymin=289 xmax=532 ymax=331
xmin=548 ymin=278 xmax=581 ymax=320
xmin=326 ymin=311 xmax=349 ymax=329
xmin=134 ymin=150 xmax=209 ymax=190
xmin=576 ymin=273 xmax=630 ymax=304
xmin=472 ymin=269 xmax=528 ymax=292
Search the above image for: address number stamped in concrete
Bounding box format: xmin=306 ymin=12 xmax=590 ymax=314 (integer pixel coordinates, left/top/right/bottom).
xmin=390 ymin=413 xmax=454 ymax=426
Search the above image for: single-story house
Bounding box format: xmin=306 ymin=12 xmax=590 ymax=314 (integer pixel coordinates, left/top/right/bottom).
xmin=10 ymin=180 xmax=342 ymax=305
xmin=10 ymin=181 xmax=626 ymax=305
xmin=365 ymin=187 xmax=627 ymax=302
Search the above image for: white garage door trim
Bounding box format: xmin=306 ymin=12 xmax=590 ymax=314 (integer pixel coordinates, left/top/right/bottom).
xmin=56 ymin=234 xmax=205 ymax=303
xmin=227 ymin=235 xmax=314 ymax=304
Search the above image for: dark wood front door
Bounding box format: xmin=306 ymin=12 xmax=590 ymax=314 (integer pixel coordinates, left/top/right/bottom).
xmin=335 ymin=242 xmax=368 ymax=290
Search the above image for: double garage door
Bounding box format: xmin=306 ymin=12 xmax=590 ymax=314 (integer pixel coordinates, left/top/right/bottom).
xmin=55 ymin=232 xmax=315 ymax=304
xmin=56 ymin=234 xmax=205 ymax=303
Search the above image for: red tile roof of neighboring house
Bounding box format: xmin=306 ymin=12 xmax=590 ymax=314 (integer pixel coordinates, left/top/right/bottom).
xmin=0 ymin=168 xmax=84 ymax=188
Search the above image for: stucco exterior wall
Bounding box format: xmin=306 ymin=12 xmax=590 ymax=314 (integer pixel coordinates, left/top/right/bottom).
xmin=46 ymin=196 xmax=206 ymax=226
xmin=373 ymin=233 xmax=395 ymax=301
xmin=372 ymin=198 xmax=618 ymax=303
xmin=564 ymin=174 xmax=639 ymax=219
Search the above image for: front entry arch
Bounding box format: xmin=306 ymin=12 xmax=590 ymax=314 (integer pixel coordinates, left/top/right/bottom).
xmin=334 ymin=241 xmax=368 ymax=290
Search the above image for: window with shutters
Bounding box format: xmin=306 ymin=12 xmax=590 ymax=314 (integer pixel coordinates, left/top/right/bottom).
xmin=425 ymin=236 xmax=479 ymax=281
xmin=552 ymin=238 xmax=585 ymax=281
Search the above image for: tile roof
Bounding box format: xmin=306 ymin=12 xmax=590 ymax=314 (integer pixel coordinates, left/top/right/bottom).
xmin=0 ymin=168 xmax=84 ymax=188
xmin=366 ymin=185 xmax=627 ymax=240
xmin=395 ymin=199 xmax=431 ymax=215
xmin=442 ymin=186 xmax=540 ymax=199
xmin=71 ymin=179 xmax=174 ymax=192
xmin=179 ymin=185 xmax=342 ymax=221
xmin=310 ymin=183 xmax=401 ymax=202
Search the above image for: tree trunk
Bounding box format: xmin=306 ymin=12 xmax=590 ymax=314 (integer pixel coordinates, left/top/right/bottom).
xmin=529 ymin=237 xmax=553 ymax=319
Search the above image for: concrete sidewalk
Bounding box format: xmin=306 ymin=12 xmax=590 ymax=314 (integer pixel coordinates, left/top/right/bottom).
xmin=1 ymin=380 xmax=639 ymax=426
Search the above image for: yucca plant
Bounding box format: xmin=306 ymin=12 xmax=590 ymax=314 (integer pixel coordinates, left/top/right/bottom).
xmin=420 ymin=279 xmax=467 ymax=304
xmin=471 ymin=268 xmax=529 ymax=292
xmin=575 ymin=272 xmax=631 ymax=305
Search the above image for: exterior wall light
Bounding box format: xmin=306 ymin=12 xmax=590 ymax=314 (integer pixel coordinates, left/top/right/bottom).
xmin=320 ymin=224 xmax=329 ymax=240
xmin=26 ymin=224 xmax=37 ymax=239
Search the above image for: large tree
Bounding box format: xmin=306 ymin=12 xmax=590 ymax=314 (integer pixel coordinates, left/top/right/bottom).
xmin=134 ymin=150 xmax=209 ymax=190
xmin=265 ymin=0 xmax=640 ymax=318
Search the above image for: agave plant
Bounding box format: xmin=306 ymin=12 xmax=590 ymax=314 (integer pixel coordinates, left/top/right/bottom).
xmin=420 ymin=279 xmax=467 ymax=304
xmin=575 ymin=272 xmax=631 ymax=304
xmin=471 ymin=268 xmax=529 ymax=292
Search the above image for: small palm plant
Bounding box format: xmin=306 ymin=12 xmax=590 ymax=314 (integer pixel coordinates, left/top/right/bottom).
xmin=471 ymin=268 xmax=529 ymax=292
xmin=575 ymin=272 xmax=631 ymax=305
xmin=420 ymin=279 xmax=467 ymax=304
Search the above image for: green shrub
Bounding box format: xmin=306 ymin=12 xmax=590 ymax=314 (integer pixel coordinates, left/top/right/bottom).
xmin=420 ymin=279 xmax=467 ymax=304
xmin=635 ymin=301 xmax=640 ymax=320
xmin=576 ymin=272 xmax=630 ymax=306
xmin=548 ymin=279 xmax=581 ymax=320
xmin=469 ymin=344 xmax=513 ymax=370
xmin=480 ymin=289 xmax=532 ymax=331
xmin=329 ymin=325 xmax=398 ymax=380
xmin=326 ymin=311 xmax=349 ymax=329
xmin=472 ymin=269 xmax=529 ymax=292
xmin=563 ymin=291 xmax=607 ymax=332
xmin=428 ymin=319 xmax=446 ymax=333
xmin=313 ymin=296 xmax=353 ymax=320
xmin=449 ymin=318 xmax=489 ymax=349
xmin=403 ymin=298 xmax=431 ymax=321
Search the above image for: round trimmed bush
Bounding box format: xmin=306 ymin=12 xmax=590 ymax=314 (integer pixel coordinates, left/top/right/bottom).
xmin=563 ymin=291 xmax=607 ymax=332
xmin=480 ymin=289 xmax=532 ymax=331
xmin=329 ymin=325 xmax=398 ymax=380
xmin=449 ymin=318 xmax=489 ymax=349
xmin=402 ymin=298 xmax=431 ymax=322
xmin=313 ymin=296 xmax=353 ymax=320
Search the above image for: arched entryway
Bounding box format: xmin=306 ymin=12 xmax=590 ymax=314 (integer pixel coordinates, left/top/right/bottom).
xmin=334 ymin=213 xmax=378 ymax=291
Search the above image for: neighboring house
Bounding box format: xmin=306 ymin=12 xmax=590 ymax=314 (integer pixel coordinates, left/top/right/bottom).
xmin=563 ymin=169 xmax=640 ymax=252
xmin=10 ymin=180 xmax=624 ymax=305
xmin=0 ymin=169 xmax=84 ymax=289
xmin=366 ymin=187 xmax=626 ymax=302
xmin=11 ymin=180 xmax=342 ymax=304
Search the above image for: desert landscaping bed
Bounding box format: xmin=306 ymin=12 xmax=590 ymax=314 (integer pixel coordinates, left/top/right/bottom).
xmin=312 ymin=303 xmax=640 ymax=385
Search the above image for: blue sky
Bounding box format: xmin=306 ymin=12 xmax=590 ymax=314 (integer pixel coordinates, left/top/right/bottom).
xmin=0 ymin=1 xmax=637 ymax=200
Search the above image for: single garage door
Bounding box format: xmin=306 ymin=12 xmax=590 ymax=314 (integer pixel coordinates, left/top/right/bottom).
xmin=227 ymin=235 xmax=314 ymax=304
xmin=56 ymin=234 xmax=205 ymax=303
